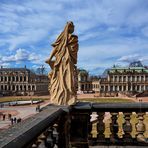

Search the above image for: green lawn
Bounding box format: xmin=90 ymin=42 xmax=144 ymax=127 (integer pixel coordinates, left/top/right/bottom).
xmin=0 ymin=97 xmax=48 ymax=103
xmin=79 ymin=98 xmax=134 ymax=103
xmin=0 ymin=97 xmax=134 ymax=103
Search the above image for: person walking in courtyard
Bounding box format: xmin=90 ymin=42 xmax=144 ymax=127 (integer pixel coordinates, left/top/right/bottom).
xmin=14 ymin=117 xmax=17 ymax=124
xmin=8 ymin=114 xmax=12 ymax=120
xmin=10 ymin=118 xmax=13 ymax=125
xmin=2 ymin=114 xmax=6 ymax=121
xmin=17 ymin=117 xmax=22 ymax=123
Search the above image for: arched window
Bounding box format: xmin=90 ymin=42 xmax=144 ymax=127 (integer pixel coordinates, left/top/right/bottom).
xmin=32 ymin=85 xmax=35 ymax=91
xmin=16 ymin=76 xmax=18 ymax=81
xmin=20 ymin=76 xmax=22 ymax=82
xmin=24 ymin=85 xmax=26 ymax=91
xmin=20 ymin=85 xmax=22 ymax=91
xmin=16 ymin=85 xmax=19 ymax=91
xmin=12 ymin=85 xmax=15 ymax=91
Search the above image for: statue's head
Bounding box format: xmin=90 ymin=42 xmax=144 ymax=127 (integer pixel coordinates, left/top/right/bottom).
xmin=67 ymin=21 xmax=74 ymax=34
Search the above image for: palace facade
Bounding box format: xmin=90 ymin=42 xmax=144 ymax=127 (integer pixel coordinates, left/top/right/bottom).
xmin=78 ymin=61 xmax=148 ymax=97
xmin=77 ymin=69 xmax=99 ymax=93
xmin=0 ymin=66 xmax=49 ymax=96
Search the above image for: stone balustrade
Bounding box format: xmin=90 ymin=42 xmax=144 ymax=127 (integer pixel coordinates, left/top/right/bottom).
xmin=0 ymin=102 xmax=148 ymax=148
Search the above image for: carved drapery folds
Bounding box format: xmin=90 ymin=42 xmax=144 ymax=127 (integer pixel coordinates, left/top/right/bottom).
xmin=46 ymin=22 xmax=78 ymax=105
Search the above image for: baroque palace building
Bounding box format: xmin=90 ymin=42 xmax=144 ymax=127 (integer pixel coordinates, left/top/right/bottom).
xmin=0 ymin=66 xmax=49 ymax=96
xmin=77 ymin=69 xmax=99 ymax=93
xmin=78 ymin=61 xmax=148 ymax=97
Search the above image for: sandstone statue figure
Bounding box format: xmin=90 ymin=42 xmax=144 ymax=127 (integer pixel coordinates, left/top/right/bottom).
xmin=45 ymin=21 xmax=78 ymax=105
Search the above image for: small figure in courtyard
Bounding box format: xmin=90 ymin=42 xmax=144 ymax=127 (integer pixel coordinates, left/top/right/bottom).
xmin=17 ymin=117 xmax=22 ymax=123
xmin=2 ymin=114 xmax=5 ymax=121
xmin=10 ymin=118 xmax=13 ymax=125
xmin=14 ymin=117 xmax=17 ymax=124
xmin=45 ymin=21 xmax=78 ymax=105
xmin=36 ymin=104 xmax=41 ymax=112
xmin=8 ymin=114 xmax=12 ymax=120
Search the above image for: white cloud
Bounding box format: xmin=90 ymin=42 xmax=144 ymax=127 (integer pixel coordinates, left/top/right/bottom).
xmin=1 ymin=0 xmax=148 ymax=51
xmin=1 ymin=48 xmax=39 ymax=63
xmin=118 ymin=54 xmax=141 ymax=63
xmin=1 ymin=0 xmax=148 ymax=73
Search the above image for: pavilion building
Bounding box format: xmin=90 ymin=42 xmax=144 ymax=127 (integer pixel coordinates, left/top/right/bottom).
xmin=0 ymin=66 xmax=49 ymax=96
xmin=78 ymin=61 xmax=148 ymax=97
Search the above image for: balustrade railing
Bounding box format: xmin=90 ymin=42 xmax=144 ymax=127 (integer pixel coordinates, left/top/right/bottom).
xmin=70 ymin=102 xmax=148 ymax=147
xmin=0 ymin=102 xmax=148 ymax=148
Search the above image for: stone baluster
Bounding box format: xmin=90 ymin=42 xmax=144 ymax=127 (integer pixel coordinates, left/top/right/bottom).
xmin=88 ymin=113 xmax=93 ymax=144
xmin=135 ymin=113 xmax=146 ymax=142
xmin=97 ymin=112 xmax=105 ymax=143
xmin=37 ymin=133 xmax=47 ymax=148
xmin=57 ymin=115 xmax=70 ymax=148
xmin=123 ymin=112 xmax=133 ymax=143
xmin=47 ymin=128 xmax=55 ymax=147
xmin=110 ymin=112 xmax=119 ymax=143
xmin=31 ymin=144 xmax=38 ymax=148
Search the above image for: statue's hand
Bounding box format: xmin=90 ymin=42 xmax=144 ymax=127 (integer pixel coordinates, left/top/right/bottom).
xmin=45 ymin=58 xmax=51 ymax=64
xmin=45 ymin=59 xmax=55 ymax=69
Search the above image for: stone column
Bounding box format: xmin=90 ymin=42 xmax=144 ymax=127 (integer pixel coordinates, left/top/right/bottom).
xmin=26 ymin=75 xmax=28 ymax=82
xmin=139 ymin=85 xmax=141 ymax=92
xmin=113 ymin=85 xmax=115 ymax=91
xmin=126 ymin=76 xmax=128 ymax=82
xmin=144 ymin=85 xmax=146 ymax=91
xmin=126 ymin=85 xmax=128 ymax=91
xmin=135 ymin=75 xmax=137 ymax=81
xmin=139 ymin=76 xmax=141 ymax=82
xmin=117 ymin=76 xmax=119 ymax=82
xmin=108 ymin=85 xmax=110 ymax=91
xmin=135 ymin=85 xmax=137 ymax=91
xmin=108 ymin=75 xmax=110 ymax=81
xmin=117 ymin=85 xmax=119 ymax=91
xmin=113 ymin=76 xmax=115 ymax=82
xmin=122 ymin=86 xmax=124 ymax=91
xmin=143 ymin=75 xmax=145 ymax=82
xmin=130 ymin=85 xmax=133 ymax=91
xmin=122 ymin=76 xmax=123 ymax=82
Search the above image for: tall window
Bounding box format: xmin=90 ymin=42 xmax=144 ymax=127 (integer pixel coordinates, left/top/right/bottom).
xmin=128 ymin=76 xmax=130 ymax=81
xmin=132 ymin=76 xmax=135 ymax=82
xmin=12 ymin=85 xmax=15 ymax=91
xmin=12 ymin=76 xmax=15 ymax=81
xmin=115 ymin=76 xmax=117 ymax=82
xmin=123 ymin=76 xmax=126 ymax=82
xmin=141 ymin=76 xmax=144 ymax=81
xmin=20 ymin=85 xmax=22 ymax=91
xmin=119 ymin=76 xmax=122 ymax=82
xmin=137 ymin=76 xmax=139 ymax=81
xmin=20 ymin=76 xmax=22 ymax=82
xmin=16 ymin=76 xmax=18 ymax=81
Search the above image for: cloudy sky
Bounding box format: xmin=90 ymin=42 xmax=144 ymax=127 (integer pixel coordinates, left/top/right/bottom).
xmin=0 ymin=0 xmax=148 ymax=75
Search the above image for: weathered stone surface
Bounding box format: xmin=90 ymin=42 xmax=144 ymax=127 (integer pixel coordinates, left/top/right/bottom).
xmin=46 ymin=21 xmax=78 ymax=105
xmin=0 ymin=105 xmax=67 ymax=148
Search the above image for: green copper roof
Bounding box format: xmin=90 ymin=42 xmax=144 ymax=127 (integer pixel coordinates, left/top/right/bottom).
xmin=108 ymin=67 xmax=148 ymax=74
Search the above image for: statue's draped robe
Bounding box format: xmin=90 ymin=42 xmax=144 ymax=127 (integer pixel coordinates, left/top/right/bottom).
xmin=49 ymin=24 xmax=78 ymax=105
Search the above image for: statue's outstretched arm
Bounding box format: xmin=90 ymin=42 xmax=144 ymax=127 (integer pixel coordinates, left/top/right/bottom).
xmin=45 ymin=48 xmax=57 ymax=64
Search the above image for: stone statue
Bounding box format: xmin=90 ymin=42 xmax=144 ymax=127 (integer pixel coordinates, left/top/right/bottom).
xmin=45 ymin=21 xmax=78 ymax=105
